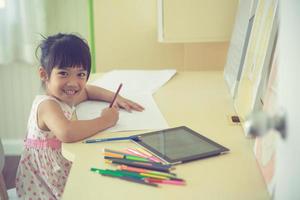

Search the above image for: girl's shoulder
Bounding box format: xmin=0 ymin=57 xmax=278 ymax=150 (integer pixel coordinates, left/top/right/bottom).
xmin=34 ymin=94 xmax=60 ymax=102
xmin=32 ymin=95 xmax=61 ymax=108
xmin=33 ymin=95 xmax=75 ymax=117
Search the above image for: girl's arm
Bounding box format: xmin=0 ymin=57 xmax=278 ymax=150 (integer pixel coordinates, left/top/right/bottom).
xmin=76 ymin=85 xmax=144 ymax=112
xmin=38 ymin=99 xmax=119 ymax=143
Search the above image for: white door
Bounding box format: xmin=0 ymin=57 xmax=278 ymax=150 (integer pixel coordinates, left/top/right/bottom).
xmin=274 ymin=1 xmax=300 ymax=199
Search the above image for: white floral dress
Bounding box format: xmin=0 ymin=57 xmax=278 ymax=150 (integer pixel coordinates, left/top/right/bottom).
xmin=16 ymin=95 xmax=74 ymax=200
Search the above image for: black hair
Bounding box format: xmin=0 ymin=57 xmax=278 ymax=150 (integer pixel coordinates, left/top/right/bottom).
xmin=37 ymin=33 xmax=91 ymax=79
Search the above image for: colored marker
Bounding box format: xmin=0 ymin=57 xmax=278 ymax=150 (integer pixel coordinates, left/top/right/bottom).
xmin=145 ymin=178 xmax=186 ymax=186
xmin=91 ymin=168 xmax=158 ymax=187
xmin=125 ymin=148 xmax=162 ymax=163
xmin=104 ymin=148 xmax=133 ymax=156
xmin=118 ymin=165 xmax=177 ymax=178
xmin=105 ymin=157 xmax=172 ymax=172
xmin=140 ymin=173 xmax=169 ymax=180
xmin=135 ymin=148 xmax=163 ymax=163
xmin=104 ymin=148 xmax=154 ymax=162
xmin=84 ymin=135 xmax=140 ymax=143
xmin=104 ymin=152 xmax=150 ymax=162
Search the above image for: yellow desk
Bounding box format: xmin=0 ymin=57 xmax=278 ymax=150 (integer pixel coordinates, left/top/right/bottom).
xmin=62 ymin=71 xmax=269 ymax=200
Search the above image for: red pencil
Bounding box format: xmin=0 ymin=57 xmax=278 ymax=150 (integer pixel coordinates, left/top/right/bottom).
xmin=109 ymin=83 xmax=123 ymax=108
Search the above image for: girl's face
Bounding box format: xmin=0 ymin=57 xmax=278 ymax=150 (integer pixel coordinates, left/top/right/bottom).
xmin=41 ymin=66 xmax=88 ymax=106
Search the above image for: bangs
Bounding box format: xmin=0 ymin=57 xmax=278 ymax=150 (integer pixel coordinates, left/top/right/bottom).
xmin=49 ymin=40 xmax=91 ymax=71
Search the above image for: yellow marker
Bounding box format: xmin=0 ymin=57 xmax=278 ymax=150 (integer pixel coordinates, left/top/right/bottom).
xmin=140 ymin=173 xmax=169 ymax=180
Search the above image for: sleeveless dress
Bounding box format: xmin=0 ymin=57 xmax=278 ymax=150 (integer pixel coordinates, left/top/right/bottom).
xmin=16 ymin=95 xmax=74 ymax=200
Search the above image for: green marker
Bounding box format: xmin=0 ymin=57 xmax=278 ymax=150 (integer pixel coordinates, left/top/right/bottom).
xmin=125 ymin=155 xmax=149 ymax=162
xmin=115 ymin=170 xmax=144 ymax=179
xmin=90 ymin=168 xmax=158 ymax=187
xmin=91 ymin=168 xmax=122 ymax=177
xmin=91 ymin=168 xmax=143 ymax=179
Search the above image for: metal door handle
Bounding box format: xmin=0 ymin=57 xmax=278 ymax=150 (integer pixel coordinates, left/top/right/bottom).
xmin=245 ymin=109 xmax=286 ymax=139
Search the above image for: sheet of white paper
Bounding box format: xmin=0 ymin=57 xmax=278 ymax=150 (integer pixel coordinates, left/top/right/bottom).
xmin=90 ymin=69 xmax=176 ymax=95
xmin=76 ymin=93 xmax=169 ymax=132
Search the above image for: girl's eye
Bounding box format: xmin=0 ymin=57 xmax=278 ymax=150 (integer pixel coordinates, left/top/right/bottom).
xmin=78 ymin=72 xmax=87 ymax=78
xmin=58 ymin=71 xmax=68 ymax=77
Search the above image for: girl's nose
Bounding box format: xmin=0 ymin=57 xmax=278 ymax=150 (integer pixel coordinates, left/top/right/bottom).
xmin=66 ymin=77 xmax=78 ymax=87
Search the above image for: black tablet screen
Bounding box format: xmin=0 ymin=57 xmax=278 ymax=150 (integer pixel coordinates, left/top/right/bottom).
xmin=135 ymin=126 xmax=229 ymax=164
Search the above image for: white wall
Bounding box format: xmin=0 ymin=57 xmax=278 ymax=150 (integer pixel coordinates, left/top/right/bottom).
xmin=274 ymin=1 xmax=300 ymax=199
xmin=0 ymin=62 xmax=40 ymax=154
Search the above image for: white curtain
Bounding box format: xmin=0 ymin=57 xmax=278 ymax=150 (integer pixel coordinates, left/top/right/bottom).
xmin=0 ymin=0 xmax=46 ymax=65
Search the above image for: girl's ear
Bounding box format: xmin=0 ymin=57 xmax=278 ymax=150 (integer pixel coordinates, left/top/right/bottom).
xmin=39 ymin=67 xmax=48 ymax=81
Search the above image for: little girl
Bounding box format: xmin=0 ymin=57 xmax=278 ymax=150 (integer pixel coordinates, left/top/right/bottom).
xmin=15 ymin=33 xmax=144 ymax=199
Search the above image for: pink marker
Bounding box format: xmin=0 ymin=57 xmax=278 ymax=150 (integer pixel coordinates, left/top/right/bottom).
xmin=126 ymin=148 xmax=160 ymax=163
xmin=135 ymin=148 xmax=163 ymax=163
xmin=126 ymin=148 xmax=148 ymax=158
xmin=145 ymin=178 xmax=186 ymax=186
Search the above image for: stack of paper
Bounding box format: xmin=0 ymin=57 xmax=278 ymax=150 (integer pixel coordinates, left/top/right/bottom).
xmin=76 ymin=69 xmax=176 ymax=132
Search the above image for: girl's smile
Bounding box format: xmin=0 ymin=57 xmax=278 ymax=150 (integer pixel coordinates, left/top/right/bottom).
xmin=63 ymin=88 xmax=78 ymax=96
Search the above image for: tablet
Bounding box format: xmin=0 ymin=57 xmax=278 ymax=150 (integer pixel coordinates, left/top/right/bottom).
xmin=133 ymin=126 xmax=229 ymax=165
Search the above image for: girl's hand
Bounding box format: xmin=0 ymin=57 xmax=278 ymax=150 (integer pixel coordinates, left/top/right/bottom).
xmin=101 ymin=107 xmax=119 ymax=126
xmin=114 ymin=96 xmax=144 ymax=112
